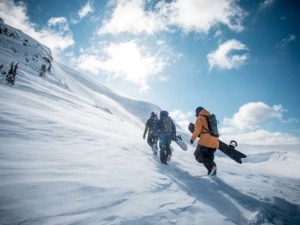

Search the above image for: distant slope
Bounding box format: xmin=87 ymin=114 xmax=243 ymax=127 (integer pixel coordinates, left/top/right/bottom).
xmin=0 ymin=21 xmax=161 ymax=127
xmin=56 ymin=62 xmax=161 ymax=124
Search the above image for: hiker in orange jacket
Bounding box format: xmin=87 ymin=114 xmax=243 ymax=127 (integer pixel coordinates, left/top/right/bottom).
xmin=190 ymin=106 xmax=219 ymax=176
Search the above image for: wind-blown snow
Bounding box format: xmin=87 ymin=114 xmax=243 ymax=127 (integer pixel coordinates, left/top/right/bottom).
xmin=0 ymin=22 xmax=299 ymax=225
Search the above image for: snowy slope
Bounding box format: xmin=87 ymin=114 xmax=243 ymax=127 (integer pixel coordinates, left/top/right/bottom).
xmin=0 ymin=22 xmax=300 ymax=225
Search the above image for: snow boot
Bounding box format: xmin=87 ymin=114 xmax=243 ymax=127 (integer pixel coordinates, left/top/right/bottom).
xmin=160 ymin=150 xmax=167 ymax=164
xmin=208 ymin=166 xmax=217 ymax=176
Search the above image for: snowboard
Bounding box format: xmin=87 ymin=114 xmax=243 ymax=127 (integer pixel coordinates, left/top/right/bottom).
xmin=174 ymin=135 xmax=187 ymax=151
xmin=188 ymin=122 xmax=247 ymax=164
xmin=218 ymin=140 xmax=246 ymax=164
xmin=170 ymin=145 xmax=174 ymax=153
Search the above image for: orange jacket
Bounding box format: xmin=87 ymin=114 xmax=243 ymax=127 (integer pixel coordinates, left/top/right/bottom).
xmin=191 ymin=108 xmax=219 ymax=148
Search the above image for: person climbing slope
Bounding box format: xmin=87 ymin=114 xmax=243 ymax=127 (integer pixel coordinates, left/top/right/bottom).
xmin=143 ymin=112 xmax=159 ymax=154
xmin=190 ymin=106 xmax=219 ymax=176
xmin=153 ymin=111 xmax=176 ymax=164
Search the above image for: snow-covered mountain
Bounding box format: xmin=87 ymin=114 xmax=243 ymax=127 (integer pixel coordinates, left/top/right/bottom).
xmin=0 ymin=22 xmax=299 ymax=225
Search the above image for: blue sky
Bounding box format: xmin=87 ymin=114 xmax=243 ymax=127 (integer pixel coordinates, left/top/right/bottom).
xmin=1 ymin=0 xmax=299 ymax=144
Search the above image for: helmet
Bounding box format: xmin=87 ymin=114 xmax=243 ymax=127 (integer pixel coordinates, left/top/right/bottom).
xmin=195 ymin=106 xmax=204 ymax=117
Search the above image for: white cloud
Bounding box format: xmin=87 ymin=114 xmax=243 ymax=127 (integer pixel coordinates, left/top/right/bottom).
xmin=276 ymin=34 xmax=296 ymax=49
xmin=223 ymin=102 xmax=285 ymax=129
xmin=220 ymin=102 xmax=300 ymax=145
xmin=160 ymin=0 xmax=245 ymax=34
xmin=98 ymin=0 xmax=167 ymax=35
xmin=220 ymin=129 xmax=300 ymax=145
xmin=207 ymin=39 xmax=249 ymax=70
xmin=169 ymin=110 xmax=193 ymax=130
xmin=0 ymin=0 xmax=74 ymax=54
xmin=73 ymin=54 xmax=102 ymax=74
xmin=75 ymin=41 xmax=168 ymax=91
xmin=78 ymin=0 xmax=94 ymax=19
xmin=98 ymin=0 xmax=245 ymax=35
xmin=48 ymin=17 xmax=67 ymax=26
xmin=258 ymin=0 xmax=275 ymax=12
xmin=48 ymin=17 xmax=70 ymax=33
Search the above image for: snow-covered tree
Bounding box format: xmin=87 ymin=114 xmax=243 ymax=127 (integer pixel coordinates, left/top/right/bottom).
xmin=39 ymin=64 xmax=46 ymax=77
xmin=47 ymin=64 xmax=51 ymax=73
xmin=6 ymin=62 xmax=18 ymax=85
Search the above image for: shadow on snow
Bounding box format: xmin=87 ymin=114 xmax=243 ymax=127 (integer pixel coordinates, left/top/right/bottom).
xmin=157 ymin=161 xmax=300 ymax=225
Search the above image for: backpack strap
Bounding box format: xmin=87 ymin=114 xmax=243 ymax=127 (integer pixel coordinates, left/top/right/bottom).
xmin=199 ymin=115 xmax=210 ymax=134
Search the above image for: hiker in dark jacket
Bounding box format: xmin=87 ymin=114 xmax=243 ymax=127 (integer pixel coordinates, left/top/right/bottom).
xmin=143 ymin=112 xmax=159 ymax=154
xmin=153 ymin=110 xmax=176 ymax=164
xmin=190 ymin=106 xmax=219 ymax=176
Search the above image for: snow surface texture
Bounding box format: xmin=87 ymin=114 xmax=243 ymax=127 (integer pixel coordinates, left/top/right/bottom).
xmin=1 ymin=22 xmax=300 ymax=225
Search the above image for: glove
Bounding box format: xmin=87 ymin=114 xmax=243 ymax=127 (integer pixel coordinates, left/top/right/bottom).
xmin=190 ymin=139 xmax=194 ymax=144
xmin=188 ymin=123 xmax=195 ymax=133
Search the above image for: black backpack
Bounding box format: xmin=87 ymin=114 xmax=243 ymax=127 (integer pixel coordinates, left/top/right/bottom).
xmin=161 ymin=117 xmax=173 ymax=133
xmin=202 ymin=114 xmax=219 ymax=137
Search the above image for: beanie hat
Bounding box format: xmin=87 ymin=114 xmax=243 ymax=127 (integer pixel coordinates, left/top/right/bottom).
xmin=160 ymin=110 xmax=169 ymax=118
xmin=195 ymin=106 xmax=204 ymax=116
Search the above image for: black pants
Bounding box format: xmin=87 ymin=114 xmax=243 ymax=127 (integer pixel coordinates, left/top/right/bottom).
xmin=194 ymin=145 xmax=216 ymax=172
xmin=147 ymin=134 xmax=158 ymax=148
xmin=159 ymin=140 xmax=172 ymax=164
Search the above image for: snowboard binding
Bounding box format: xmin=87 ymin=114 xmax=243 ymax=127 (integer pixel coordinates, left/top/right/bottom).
xmin=176 ymin=135 xmax=182 ymax=140
xmin=229 ymin=140 xmax=238 ymax=148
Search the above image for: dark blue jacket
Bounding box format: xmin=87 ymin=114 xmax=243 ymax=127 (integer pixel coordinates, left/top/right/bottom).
xmin=153 ymin=111 xmax=176 ymax=143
